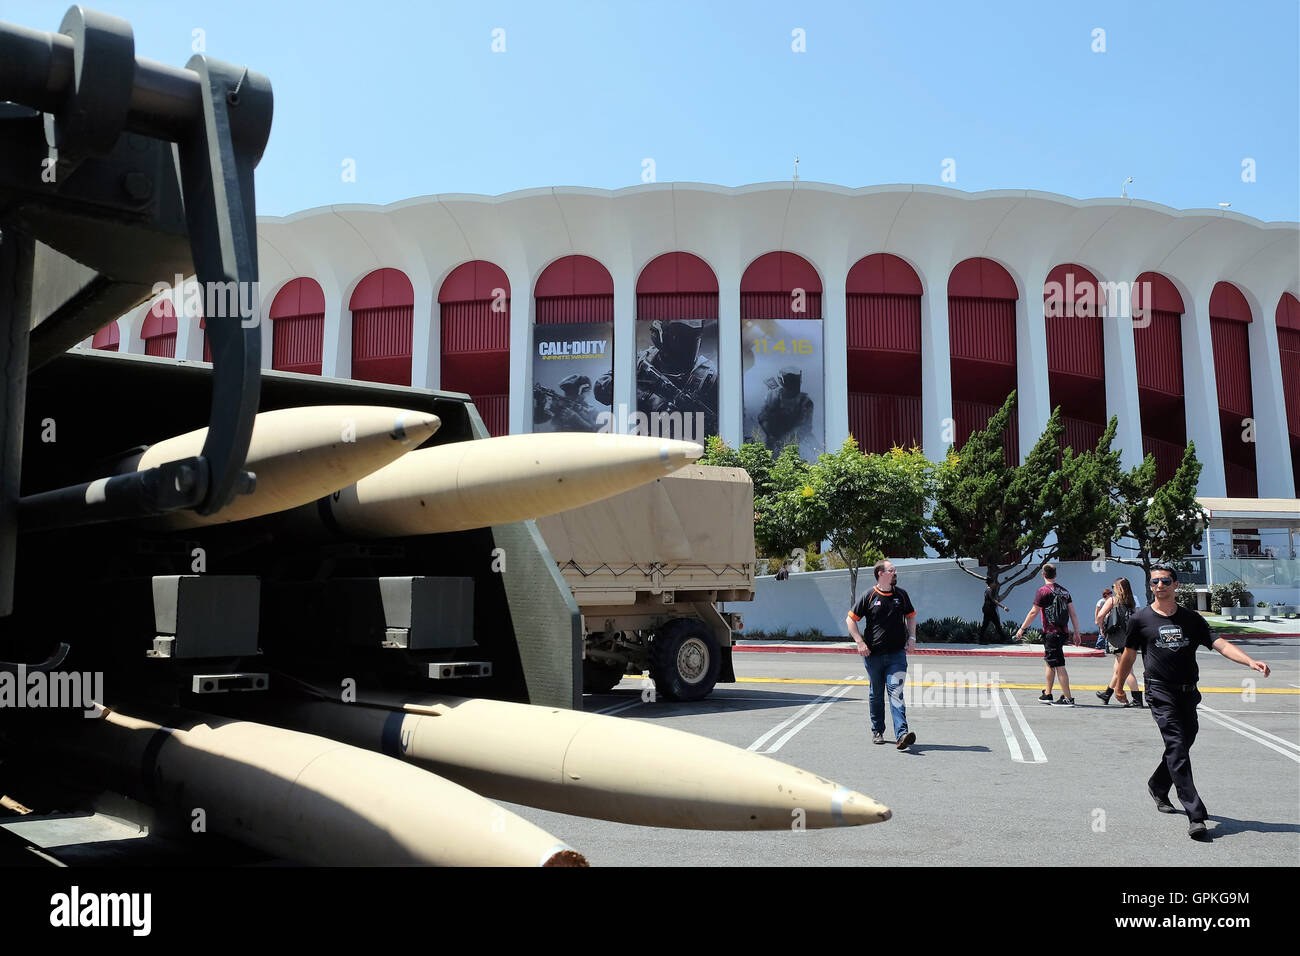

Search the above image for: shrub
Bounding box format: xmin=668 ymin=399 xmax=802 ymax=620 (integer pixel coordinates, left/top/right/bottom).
xmin=1210 ymin=582 xmax=1253 ymax=614
xmin=1174 ymin=583 xmax=1199 ymax=610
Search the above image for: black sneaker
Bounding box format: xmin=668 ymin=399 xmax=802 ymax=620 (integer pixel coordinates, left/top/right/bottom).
xmin=1148 ymin=786 xmax=1178 ymax=814
xmin=1054 ymin=696 xmax=1075 ymax=707
xmin=872 ymin=731 xmax=885 ymax=745
xmin=1096 ymin=688 xmax=1113 ymax=704
xmin=1037 ymin=691 xmax=1053 ymax=703
xmin=896 ymin=731 xmax=916 ymax=751
xmin=1188 ymin=819 xmax=1210 ymax=841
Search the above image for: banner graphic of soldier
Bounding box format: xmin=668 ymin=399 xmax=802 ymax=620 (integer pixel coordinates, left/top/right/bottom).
xmin=531 ymin=322 xmax=613 ymax=433
xmin=625 ymin=319 xmax=719 ymax=442
xmin=741 ymin=319 xmax=824 ymax=458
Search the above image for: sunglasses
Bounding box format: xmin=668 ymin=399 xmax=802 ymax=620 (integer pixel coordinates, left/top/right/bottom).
xmin=1150 ymin=578 xmax=1174 ymax=586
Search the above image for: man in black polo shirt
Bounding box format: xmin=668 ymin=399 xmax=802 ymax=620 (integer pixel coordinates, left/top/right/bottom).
xmin=846 ymin=559 xmax=918 ymax=750
xmin=1115 ymin=564 xmax=1272 ymax=841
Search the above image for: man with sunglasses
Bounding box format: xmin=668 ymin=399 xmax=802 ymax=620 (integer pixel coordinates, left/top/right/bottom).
xmin=1114 ymin=564 xmax=1272 ymax=842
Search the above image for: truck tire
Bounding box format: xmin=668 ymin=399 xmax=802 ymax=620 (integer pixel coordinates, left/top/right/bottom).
xmin=650 ymin=618 xmax=720 ymax=701
xmin=582 ymin=658 xmax=625 ymax=694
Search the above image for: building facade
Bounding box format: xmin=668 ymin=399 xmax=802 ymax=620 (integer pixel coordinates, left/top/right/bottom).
xmin=97 ymin=182 xmax=1300 ymax=500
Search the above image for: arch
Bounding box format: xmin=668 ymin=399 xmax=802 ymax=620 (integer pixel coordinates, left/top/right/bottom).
xmin=741 ymin=252 xmax=822 ymax=320
xmin=1043 ymin=264 xmax=1107 ymax=455
xmin=1132 ymin=271 xmax=1186 ymax=484
xmin=350 ymin=268 xmax=413 ymax=386
xmin=1278 ymin=292 xmax=1300 ymax=495
xmin=1209 ymin=282 xmax=1252 ymax=324
xmin=636 ymin=252 xmax=718 ymax=320
xmin=141 ymin=299 xmax=177 ymax=358
xmin=91 ymin=321 xmax=120 ymax=352
xmin=846 ymin=254 xmax=922 ymax=452
xmin=256 ymin=277 xmax=326 ymax=374
xmin=440 ymin=261 xmax=511 ymax=436
xmin=947 ymin=257 xmax=1020 ymax=464
xmin=1207 ymin=282 xmax=1257 ymax=496
xmin=535 ymin=255 xmax=614 ymax=324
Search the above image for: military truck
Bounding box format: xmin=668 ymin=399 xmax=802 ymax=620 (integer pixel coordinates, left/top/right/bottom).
xmin=535 ymin=464 xmax=755 ymax=700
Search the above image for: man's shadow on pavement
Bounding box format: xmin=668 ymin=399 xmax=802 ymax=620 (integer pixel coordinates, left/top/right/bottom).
xmin=1206 ymin=816 xmax=1300 ymax=838
xmin=897 ymin=744 xmax=992 ymax=756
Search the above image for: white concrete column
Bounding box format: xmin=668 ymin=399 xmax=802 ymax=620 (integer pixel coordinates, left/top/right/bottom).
xmin=409 ymin=278 xmax=436 ymax=389
xmin=1247 ymin=290 xmax=1295 ymax=497
xmin=717 ymin=264 xmax=742 ymax=447
xmin=174 ymin=294 xmax=201 ymax=361
xmin=506 ymin=267 xmax=532 ymax=436
xmin=612 ymin=270 xmax=636 ymax=432
xmin=121 ymin=303 xmax=147 ymax=354
xmin=919 ymin=274 xmax=953 ymax=462
xmin=1015 ymin=274 xmax=1053 ymax=462
xmin=1103 ymin=268 xmax=1146 ymax=468
xmin=320 ymin=279 xmax=350 ymax=379
xmin=1182 ymin=289 xmax=1226 ymax=496
xmin=820 ymin=264 xmax=850 ymax=453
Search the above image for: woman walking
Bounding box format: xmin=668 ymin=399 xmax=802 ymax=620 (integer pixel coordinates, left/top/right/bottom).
xmin=1096 ymin=578 xmax=1142 ymax=707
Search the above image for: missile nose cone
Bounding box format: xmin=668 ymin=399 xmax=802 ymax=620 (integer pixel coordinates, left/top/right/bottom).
xmin=657 ymin=438 xmax=704 ymax=469
xmin=830 ymin=785 xmax=892 ymax=826
xmin=391 ymin=411 xmax=440 ymax=447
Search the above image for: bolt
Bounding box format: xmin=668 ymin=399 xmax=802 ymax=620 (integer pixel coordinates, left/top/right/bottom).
xmin=121 ymin=171 xmax=152 ymax=202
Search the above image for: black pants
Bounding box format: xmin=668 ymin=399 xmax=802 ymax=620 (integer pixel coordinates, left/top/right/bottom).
xmin=1145 ymin=681 xmax=1208 ymax=821
xmin=978 ymin=610 xmax=1001 ymax=644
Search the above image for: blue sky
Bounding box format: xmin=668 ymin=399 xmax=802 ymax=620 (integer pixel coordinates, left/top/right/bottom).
xmin=9 ymin=0 xmax=1299 ymax=220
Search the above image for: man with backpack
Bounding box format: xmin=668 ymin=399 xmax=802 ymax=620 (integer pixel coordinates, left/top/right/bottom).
xmin=1014 ymin=565 xmax=1081 ymax=706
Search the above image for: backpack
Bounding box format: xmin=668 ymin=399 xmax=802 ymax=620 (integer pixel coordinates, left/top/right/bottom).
xmin=1044 ymin=585 xmax=1072 ymax=631
xmin=1104 ymin=602 xmax=1131 ymax=644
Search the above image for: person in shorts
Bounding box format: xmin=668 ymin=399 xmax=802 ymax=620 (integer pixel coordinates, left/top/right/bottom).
xmin=1095 ymin=576 xmax=1142 ymax=707
xmin=1014 ymin=564 xmax=1081 ymax=705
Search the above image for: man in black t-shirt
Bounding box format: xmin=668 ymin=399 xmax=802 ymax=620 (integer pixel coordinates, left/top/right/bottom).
xmin=1115 ymin=565 xmax=1272 ymax=841
xmin=846 ymin=559 xmax=918 ymax=750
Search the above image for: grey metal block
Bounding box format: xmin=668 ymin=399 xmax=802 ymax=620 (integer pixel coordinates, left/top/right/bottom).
xmin=151 ymin=575 xmax=259 ymax=659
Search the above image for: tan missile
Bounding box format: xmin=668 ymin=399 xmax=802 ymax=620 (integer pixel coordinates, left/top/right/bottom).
xmin=264 ymin=691 xmax=891 ymax=830
xmin=287 ymin=432 xmax=703 ymax=538
xmin=45 ymin=708 xmax=586 ymax=866
xmin=131 ymin=406 xmax=439 ymax=528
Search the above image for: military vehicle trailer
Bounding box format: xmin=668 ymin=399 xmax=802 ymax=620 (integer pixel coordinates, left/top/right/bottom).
xmin=535 ymin=465 xmax=755 ymax=700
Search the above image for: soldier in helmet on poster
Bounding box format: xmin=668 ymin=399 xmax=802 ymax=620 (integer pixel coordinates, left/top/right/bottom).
xmin=757 ymin=366 xmax=814 ymax=454
xmin=533 ymin=374 xmax=601 ymax=432
xmin=595 ymin=319 xmax=718 ymax=437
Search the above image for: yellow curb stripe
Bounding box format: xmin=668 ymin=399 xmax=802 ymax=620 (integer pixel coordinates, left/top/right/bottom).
xmin=734 ymin=677 xmax=1299 ymax=695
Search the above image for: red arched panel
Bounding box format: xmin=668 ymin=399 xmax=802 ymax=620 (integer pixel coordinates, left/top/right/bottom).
xmin=91 ymin=322 xmax=119 ymax=351
xmin=1210 ymin=318 xmax=1252 ymax=418
xmin=440 ymin=261 xmax=510 ymax=415
xmin=1044 ymin=264 xmax=1105 ymax=382
xmin=848 ymin=393 xmax=922 ymax=455
xmin=439 ymin=261 xmax=510 ymax=303
xmin=535 ymin=255 xmax=614 ymax=324
xmin=740 ymin=252 xmax=822 ymax=320
xmin=268 ymin=279 xmax=324 ymax=375
xmin=1279 ymin=293 xmax=1300 ymax=439
xmin=351 ymin=270 xmax=412 ymax=385
xmin=1134 ymin=272 xmax=1185 ymax=315
xmin=349 ymin=268 xmax=414 ymax=310
xmin=637 ymin=252 xmax=719 ymax=320
xmin=142 ymin=299 xmax=177 ymax=357
xmin=947 ymin=258 xmax=1018 ymax=300
xmin=1209 ymin=282 xmax=1252 ymax=324
xmin=1134 ymin=310 xmax=1183 ymax=397
xmin=846 ymin=254 xmax=922 ymax=296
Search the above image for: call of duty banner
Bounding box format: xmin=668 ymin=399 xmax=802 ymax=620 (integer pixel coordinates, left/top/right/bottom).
xmin=741 ymin=319 xmax=824 ymax=459
xmin=631 ymin=319 xmax=719 ymax=442
xmin=531 ymin=321 xmax=613 ymax=433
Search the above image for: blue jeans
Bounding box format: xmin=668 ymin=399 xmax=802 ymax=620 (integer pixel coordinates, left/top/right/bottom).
xmin=864 ymin=649 xmax=909 ymax=737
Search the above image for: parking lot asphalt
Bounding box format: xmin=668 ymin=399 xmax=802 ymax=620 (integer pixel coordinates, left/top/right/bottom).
xmin=501 ymin=638 xmax=1300 ymax=867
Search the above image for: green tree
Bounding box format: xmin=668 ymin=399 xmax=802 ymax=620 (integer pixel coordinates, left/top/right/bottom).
xmin=1090 ymin=442 xmax=1206 ymax=604
xmin=925 ymin=392 xmax=1119 ymax=606
xmin=699 ymin=437 xmax=814 ymax=563
xmin=802 ymin=439 xmax=932 ymax=604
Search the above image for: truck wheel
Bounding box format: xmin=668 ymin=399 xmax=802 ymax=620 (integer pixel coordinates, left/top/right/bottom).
xmin=582 ymin=658 xmax=625 ymax=694
xmin=650 ymin=619 xmax=720 ymax=701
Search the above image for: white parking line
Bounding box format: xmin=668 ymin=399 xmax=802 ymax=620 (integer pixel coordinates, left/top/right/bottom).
xmin=988 ymin=685 xmax=1024 ymax=763
xmin=747 ymin=684 xmax=854 ymax=753
xmin=1199 ymin=705 xmax=1300 ymax=763
xmin=1002 ymin=689 xmax=1048 ymax=763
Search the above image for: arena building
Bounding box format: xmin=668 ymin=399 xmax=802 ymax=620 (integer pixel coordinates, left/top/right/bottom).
xmin=94 ymin=182 xmax=1299 ymax=508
